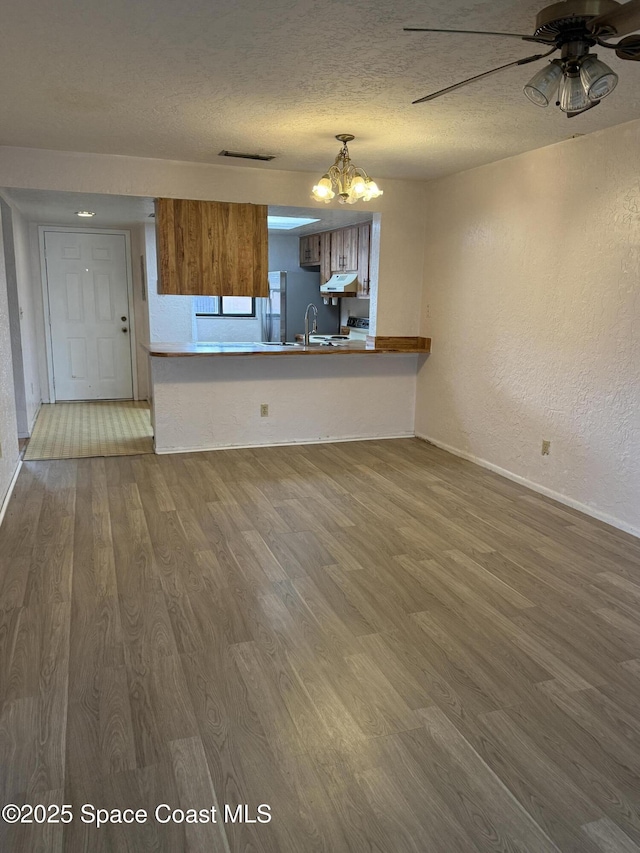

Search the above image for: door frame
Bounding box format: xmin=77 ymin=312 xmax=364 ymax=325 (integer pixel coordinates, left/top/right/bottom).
xmin=39 ymin=226 xmax=139 ymax=403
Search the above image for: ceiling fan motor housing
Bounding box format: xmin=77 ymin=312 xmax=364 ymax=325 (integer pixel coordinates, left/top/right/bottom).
xmin=534 ymin=0 xmax=622 ymax=39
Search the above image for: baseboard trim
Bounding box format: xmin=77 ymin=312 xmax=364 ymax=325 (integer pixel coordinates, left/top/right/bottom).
xmin=415 ymin=432 xmax=640 ymax=540
xmin=0 ymin=459 xmax=23 ymax=531
xmin=154 ymin=431 xmax=414 ymax=455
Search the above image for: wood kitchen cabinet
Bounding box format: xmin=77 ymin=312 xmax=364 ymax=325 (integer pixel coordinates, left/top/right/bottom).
xmin=300 ymin=221 xmax=372 ymax=296
xmin=299 ymin=233 xmax=322 ymax=266
xmin=330 ymin=225 xmax=359 ymax=273
xmin=320 ymin=231 xmax=331 ymax=285
xmin=155 ymin=197 xmax=269 ymax=296
xmin=357 ymin=222 xmax=371 ymax=297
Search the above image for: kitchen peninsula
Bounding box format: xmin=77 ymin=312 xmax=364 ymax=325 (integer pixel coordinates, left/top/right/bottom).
xmin=145 ymin=340 xmax=430 ymax=454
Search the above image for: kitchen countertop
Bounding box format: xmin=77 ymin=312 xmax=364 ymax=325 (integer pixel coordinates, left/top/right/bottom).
xmin=143 ymin=340 xmax=431 ymax=357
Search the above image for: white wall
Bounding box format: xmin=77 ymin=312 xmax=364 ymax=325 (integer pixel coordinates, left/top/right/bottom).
xmin=0 ymin=146 xmax=427 ymax=339
xmin=1 ymin=199 xmax=27 ymax=435
xmin=0 ymin=205 xmax=20 ymax=506
xmin=28 ymin=223 xmax=53 ymax=403
xmin=0 ymin=195 xmax=41 ymax=434
xmin=13 ymin=207 xmax=41 ymax=431
xmin=195 ymin=315 xmax=262 ymax=342
xmin=130 ymin=223 xmax=151 ymax=399
xmin=151 ymin=354 xmax=417 ymax=453
xmin=416 ymin=119 xmax=640 ymax=537
xmin=145 ymin=222 xmax=195 ymax=343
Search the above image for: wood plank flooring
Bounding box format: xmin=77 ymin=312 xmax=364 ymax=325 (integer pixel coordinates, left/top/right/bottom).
xmin=1 ymin=438 xmax=640 ymax=852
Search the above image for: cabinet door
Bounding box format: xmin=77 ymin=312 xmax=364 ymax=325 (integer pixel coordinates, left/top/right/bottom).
xmin=342 ymin=226 xmax=359 ymax=272
xmin=357 ymin=223 xmax=371 ymax=297
xmin=155 ymin=198 xmax=268 ymax=296
xmin=330 ymin=226 xmax=359 ymax=273
xmin=299 ymin=236 xmax=309 ymax=266
xmin=320 ymin=231 xmax=332 ymax=284
xmin=299 ymin=234 xmax=321 ymax=266
xmin=311 ymin=234 xmax=322 ymax=264
xmin=330 ymin=229 xmax=343 ymax=273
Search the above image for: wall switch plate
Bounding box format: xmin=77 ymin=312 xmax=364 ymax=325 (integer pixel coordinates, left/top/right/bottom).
xmin=541 ymin=440 xmax=551 ymax=456
xmin=260 ymin=404 xmax=269 ymax=417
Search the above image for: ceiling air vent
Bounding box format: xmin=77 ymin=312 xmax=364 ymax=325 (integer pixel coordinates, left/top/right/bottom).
xmin=219 ymin=150 xmax=276 ymax=162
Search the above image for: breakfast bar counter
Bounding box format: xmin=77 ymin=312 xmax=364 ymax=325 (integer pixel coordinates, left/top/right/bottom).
xmin=145 ymin=338 xmax=430 ymax=454
xmin=143 ymin=338 xmax=431 ymax=357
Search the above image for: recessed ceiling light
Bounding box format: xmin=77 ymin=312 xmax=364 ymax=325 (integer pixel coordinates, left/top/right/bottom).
xmin=76 ymin=210 xmax=96 ymax=217
xmin=267 ymin=216 xmax=320 ymax=230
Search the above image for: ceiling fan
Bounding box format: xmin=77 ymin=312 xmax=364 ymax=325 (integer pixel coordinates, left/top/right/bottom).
xmin=405 ymin=0 xmax=640 ymax=116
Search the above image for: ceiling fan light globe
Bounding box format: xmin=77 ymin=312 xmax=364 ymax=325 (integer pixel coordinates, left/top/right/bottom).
xmin=523 ymin=61 xmax=563 ymax=107
xmin=579 ymin=56 xmax=618 ymax=101
xmin=559 ymin=74 xmax=590 ymax=114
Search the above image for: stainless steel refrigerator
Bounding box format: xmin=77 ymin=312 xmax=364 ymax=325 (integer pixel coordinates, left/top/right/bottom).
xmin=262 ymin=271 xmax=340 ymax=342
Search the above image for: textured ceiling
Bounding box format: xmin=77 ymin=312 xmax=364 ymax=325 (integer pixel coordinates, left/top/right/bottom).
xmin=2 ymin=0 xmax=640 ymax=181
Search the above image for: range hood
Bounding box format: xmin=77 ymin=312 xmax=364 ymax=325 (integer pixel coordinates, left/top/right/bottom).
xmin=320 ymin=273 xmax=358 ymax=295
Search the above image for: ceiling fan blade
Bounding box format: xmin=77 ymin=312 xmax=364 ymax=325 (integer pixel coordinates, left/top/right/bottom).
xmin=588 ymin=0 xmax=640 ymax=36
xmin=412 ymin=50 xmax=556 ymax=104
xmin=403 ymin=27 xmax=553 ymax=44
xmin=615 ymin=33 xmax=640 ymax=57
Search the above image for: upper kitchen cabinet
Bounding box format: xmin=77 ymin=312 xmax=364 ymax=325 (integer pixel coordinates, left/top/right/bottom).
xmin=299 ymin=233 xmax=322 ymax=267
xmin=330 ymin=225 xmax=358 ymax=273
xmin=155 ymin=198 xmax=269 ymax=296
xmin=357 ymin=222 xmax=371 ymax=298
xmin=320 ymin=231 xmax=331 ymax=286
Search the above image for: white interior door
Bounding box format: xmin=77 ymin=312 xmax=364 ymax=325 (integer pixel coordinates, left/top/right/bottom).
xmin=45 ymin=231 xmax=133 ymax=401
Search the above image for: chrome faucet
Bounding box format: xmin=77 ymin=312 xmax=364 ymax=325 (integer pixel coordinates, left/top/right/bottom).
xmin=304 ymin=303 xmax=318 ymax=345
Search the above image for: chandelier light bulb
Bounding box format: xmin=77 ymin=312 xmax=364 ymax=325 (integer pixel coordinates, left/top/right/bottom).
xmin=363 ymin=180 xmax=382 ymax=201
xmin=311 ymin=174 xmax=335 ymax=203
xmin=351 ymin=175 xmax=367 ymax=197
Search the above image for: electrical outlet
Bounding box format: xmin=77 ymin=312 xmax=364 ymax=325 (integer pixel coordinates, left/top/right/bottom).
xmin=260 ymin=404 xmax=269 ymax=417
xmin=541 ymin=440 xmax=551 ymax=456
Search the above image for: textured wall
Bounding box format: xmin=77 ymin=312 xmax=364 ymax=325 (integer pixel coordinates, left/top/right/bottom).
xmin=416 ymin=119 xmax=640 ymax=536
xmin=0 ymin=205 xmax=20 ymax=506
xmin=1 ymin=198 xmax=27 ymax=435
xmin=151 ymin=354 xmax=417 ymax=452
xmin=10 ymin=205 xmax=41 ymax=429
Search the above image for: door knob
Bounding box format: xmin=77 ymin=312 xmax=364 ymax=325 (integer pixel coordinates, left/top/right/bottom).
xmin=122 ymin=327 xmax=128 ymax=333
xmin=121 ymin=316 xmax=127 ymax=321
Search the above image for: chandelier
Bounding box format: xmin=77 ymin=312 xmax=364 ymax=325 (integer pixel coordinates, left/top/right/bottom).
xmin=311 ymin=135 xmax=383 ymax=205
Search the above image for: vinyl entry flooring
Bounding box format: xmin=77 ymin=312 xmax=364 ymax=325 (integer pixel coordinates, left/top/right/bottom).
xmin=24 ymin=400 xmax=153 ymax=461
xmin=1 ymin=438 xmax=640 ymax=852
